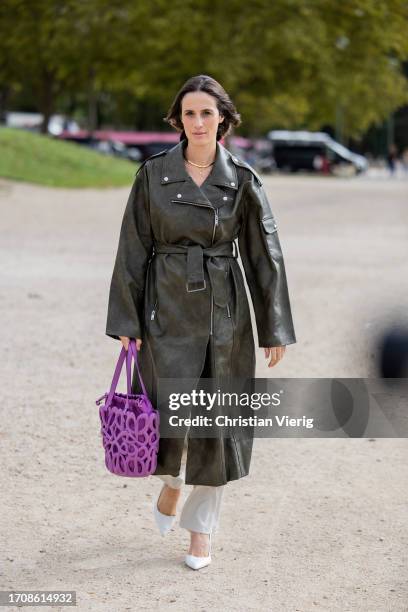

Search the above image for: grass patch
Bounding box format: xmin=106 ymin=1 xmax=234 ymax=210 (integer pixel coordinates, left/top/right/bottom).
xmin=0 ymin=126 xmax=138 ymax=187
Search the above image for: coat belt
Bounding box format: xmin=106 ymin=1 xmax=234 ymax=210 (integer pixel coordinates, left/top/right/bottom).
xmin=153 ymin=242 xmax=237 ymax=307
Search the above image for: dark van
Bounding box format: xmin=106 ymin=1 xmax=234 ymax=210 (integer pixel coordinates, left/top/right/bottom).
xmin=267 ymin=130 xmax=368 ymax=175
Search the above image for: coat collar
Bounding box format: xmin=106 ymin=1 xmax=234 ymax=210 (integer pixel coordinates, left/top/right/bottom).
xmin=160 ymin=138 xmax=238 ymax=191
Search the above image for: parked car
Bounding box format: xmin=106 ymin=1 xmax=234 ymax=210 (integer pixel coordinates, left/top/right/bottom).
xmin=93 ymin=139 xmax=142 ymax=161
xmin=267 ymin=130 xmax=368 ymax=175
xmin=250 ymin=139 xmax=277 ymax=174
xmin=57 ymin=130 xmax=256 ymax=164
xmin=5 ymin=111 xmax=80 ymax=134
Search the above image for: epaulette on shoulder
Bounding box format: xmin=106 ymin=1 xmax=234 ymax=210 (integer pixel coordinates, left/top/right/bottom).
xmin=135 ymin=148 xmax=168 ymax=177
xmin=230 ymin=153 xmax=263 ymax=186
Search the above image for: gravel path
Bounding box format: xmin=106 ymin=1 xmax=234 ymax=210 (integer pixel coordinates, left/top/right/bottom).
xmin=0 ymin=173 xmax=407 ymax=611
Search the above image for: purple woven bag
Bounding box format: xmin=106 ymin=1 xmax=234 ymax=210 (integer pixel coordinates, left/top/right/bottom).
xmin=96 ymin=339 xmax=159 ymax=477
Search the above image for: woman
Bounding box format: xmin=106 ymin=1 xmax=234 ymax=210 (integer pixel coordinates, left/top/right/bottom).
xmin=105 ymin=75 xmax=296 ymax=570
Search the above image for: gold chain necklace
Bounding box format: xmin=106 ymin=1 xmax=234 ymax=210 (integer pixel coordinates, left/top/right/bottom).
xmin=186 ymin=158 xmax=214 ymax=168
xmin=184 ymin=156 xmax=215 ymax=177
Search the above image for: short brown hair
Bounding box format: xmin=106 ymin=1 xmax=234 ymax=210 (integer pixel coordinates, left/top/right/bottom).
xmin=164 ymin=74 xmax=241 ymax=141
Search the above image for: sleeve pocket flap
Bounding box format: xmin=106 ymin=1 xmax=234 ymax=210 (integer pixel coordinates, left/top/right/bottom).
xmin=261 ymin=216 xmax=278 ymax=234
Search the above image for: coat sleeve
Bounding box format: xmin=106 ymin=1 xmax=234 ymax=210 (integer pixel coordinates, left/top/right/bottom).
xmin=105 ymin=163 xmax=153 ymax=341
xmin=237 ymin=174 xmax=296 ymax=348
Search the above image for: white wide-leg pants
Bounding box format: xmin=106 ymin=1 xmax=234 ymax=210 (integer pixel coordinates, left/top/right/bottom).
xmin=155 ymin=436 xmax=224 ymax=534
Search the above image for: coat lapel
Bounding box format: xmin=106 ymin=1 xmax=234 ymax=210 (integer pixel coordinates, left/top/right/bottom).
xmin=160 ymin=138 xmax=238 ymax=208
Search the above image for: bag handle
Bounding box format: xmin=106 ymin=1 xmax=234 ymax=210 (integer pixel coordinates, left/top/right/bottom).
xmin=105 ymin=339 xmax=148 ymax=407
xmin=128 ymin=339 xmax=148 ymax=397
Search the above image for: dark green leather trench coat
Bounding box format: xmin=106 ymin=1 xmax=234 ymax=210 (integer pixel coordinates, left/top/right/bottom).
xmin=105 ymin=138 xmax=296 ymax=486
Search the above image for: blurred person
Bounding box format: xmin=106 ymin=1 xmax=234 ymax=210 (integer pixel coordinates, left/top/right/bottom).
xmin=244 ymin=144 xmax=257 ymax=167
xmin=386 ymin=143 xmax=398 ymax=176
xmin=379 ymin=325 xmax=408 ymax=379
xmin=401 ymin=147 xmax=408 ymax=175
xmin=105 ymin=74 xmax=296 ymax=570
xmin=321 ymin=154 xmax=330 ymax=175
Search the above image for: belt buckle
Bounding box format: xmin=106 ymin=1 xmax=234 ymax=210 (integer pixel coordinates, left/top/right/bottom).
xmin=186 ymin=280 xmax=206 ymax=292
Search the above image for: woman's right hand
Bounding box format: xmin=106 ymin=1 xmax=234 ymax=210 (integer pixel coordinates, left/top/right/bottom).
xmin=119 ymin=336 xmax=142 ymax=351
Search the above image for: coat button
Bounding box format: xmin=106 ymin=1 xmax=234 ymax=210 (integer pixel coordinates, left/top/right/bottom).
xmin=177 ymin=193 xmax=182 ymax=198
xmin=223 ymin=196 xmax=228 ymax=201
xmin=163 ymin=176 xmax=169 ymax=181
xmin=230 ymin=181 xmax=235 ymax=186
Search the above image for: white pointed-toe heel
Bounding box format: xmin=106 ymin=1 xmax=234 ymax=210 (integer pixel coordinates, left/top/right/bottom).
xmin=184 ymin=532 xmax=212 ymax=570
xmin=153 ymin=485 xmax=177 ymax=536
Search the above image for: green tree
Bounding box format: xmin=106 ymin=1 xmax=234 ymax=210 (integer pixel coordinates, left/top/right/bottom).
xmin=1 ymin=0 xmax=408 ymax=139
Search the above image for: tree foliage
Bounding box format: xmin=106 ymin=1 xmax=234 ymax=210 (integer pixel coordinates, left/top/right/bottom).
xmin=1 ymin=0 xmax=407 ymax=137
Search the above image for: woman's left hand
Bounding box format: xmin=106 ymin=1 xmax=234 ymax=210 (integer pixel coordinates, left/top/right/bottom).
xmin=263 ymin=346 xmax=286 ymax=367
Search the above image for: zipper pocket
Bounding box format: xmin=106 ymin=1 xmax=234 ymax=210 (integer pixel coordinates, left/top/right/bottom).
xmin=170 ymin=199 xmax=211 ymax=208
xmin=226 ymin=303 xmax=231 ymax=318
xmin=212 ymin=208 xmax=219 ymax=244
